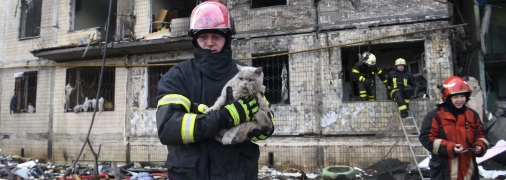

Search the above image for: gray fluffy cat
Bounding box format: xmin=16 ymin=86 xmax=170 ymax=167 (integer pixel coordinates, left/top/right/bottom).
xmin=205 ymin=64 xmax=272 ymax=145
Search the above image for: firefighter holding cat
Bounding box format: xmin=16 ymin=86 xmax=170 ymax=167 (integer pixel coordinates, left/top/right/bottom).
xmin=156 ymin=1 xmax=274 ymax=179
xmin=351 ymin=52 xmax=387 ymax=101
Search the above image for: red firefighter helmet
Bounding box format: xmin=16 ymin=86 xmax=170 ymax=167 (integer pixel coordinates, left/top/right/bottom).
xmin=188 ymin=0 xmax=235 ymax=37
xmin=441 ymin=76 xmax=472 ymax=102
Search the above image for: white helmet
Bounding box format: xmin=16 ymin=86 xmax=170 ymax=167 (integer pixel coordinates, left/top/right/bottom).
xmin=363 ymin=52 xmax=376 ymax=65
xmin=395 ymin=58 xmax=406 ymax=66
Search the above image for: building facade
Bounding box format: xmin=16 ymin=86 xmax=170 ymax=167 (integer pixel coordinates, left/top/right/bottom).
xmin=0 ymin=0 xmax=492 ymax=171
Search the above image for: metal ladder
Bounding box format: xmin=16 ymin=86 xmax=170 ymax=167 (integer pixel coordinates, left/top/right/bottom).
xmin=399 ymin=110 xmax=431 ymax=180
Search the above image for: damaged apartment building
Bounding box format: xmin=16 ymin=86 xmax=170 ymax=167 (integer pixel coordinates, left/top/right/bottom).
xmin=1 ymin=0 xmax=505 ymax=173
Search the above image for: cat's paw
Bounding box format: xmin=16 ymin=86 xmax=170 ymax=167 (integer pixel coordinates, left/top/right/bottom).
xmin=204 ymin=106 xmax=219 ymax=114
xmin=221 ymin=135 xmax=233 ymax=145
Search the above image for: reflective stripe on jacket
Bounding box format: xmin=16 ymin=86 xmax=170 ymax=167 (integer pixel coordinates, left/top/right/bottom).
xmin=386 ymin=69 xmax=415 ymax=95
xmin=351 ymin=61 xmax=387 ymax=84
xmin=156 ymin=59 xmax=260 ymax=180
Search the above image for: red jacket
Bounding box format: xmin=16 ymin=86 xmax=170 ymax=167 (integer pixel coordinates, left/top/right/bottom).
xmin=419 ymin=105 xmax=489 ymax=180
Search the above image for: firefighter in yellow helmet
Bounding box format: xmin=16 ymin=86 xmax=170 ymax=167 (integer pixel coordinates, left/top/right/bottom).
xmin=352 ymin=52 xmax=388 ymax=101
xmin=387 ymin=58 xmax=416 ymax=118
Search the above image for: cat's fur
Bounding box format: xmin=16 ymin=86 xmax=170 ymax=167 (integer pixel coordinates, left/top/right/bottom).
xmin=205 ymin=64 xmax=272 ymax=145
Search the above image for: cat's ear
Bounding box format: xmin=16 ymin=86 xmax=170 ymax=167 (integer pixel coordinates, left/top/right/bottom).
xmin=255 ymin=67 xmax=263 ymax=74
xmin=236 ymin=63 xmax=242 ymax=70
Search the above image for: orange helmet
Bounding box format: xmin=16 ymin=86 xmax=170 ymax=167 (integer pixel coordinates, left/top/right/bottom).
xmin=189 ymin=0 xmax=235 ymax=37
xmin=441 ymin=76 xmax=471 ymax=102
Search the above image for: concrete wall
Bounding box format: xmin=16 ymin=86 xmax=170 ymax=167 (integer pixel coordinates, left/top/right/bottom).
xmin=1 ymin=0 xmax=56 ymax=66
xmin=318 ymin=0 xmax=450 ymax=30
xmin=228 ymin=0 xmax=317 ymax=38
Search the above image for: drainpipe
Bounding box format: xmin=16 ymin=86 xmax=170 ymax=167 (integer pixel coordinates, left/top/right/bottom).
xmin=53 ymin=0 xmax=59 ymax=46
xmin=1 ymin=0 xmax=11 ymax=62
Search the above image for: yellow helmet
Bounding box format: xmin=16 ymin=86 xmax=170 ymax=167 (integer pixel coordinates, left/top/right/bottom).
xmin=363 ymin=52 xmax=376 ymax=65
xmin=395 ymin=58 xmax=406 ymax=66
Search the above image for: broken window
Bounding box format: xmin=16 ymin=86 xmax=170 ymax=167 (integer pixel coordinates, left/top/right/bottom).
xmin=13 ymin=71 xmax=38 ymax=113
xmin=150 ymin=0 xmax=195 ymax=33
xmin=252 ymin=53 xmax=290 ymax=104
xmin=250 ymin=0 xmax=287 ymax=8
xmin=65 ymin=67 xmax=115 ymax=113
xmin=341 ymin=41 xmax=425 ymax=102
xmin=147 ymin=65 xmax=174 ymax=108
xmin=70 ymin=0 xmax=117 ymax=40
xmin=19 ymin=0 xmax=42 ymax=39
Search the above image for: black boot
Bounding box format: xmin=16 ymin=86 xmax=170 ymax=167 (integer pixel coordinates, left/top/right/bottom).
xmin=400 ymin=110 xmax=408 ymax=118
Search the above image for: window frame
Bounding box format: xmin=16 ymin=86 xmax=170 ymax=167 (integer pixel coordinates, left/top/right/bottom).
xmin=18 ymin=0 xmax=42 ymax=39
xmin=147 ymin=65 xmax=175 ymax=109
xmin=13 ymin=71 xmax=38 ymax=113
xmin=65 ymin=67 xmax=116 ymax=113
xmin=252 ymin=53 xmax=290 ymax=105
xmin=250 ymin=0 xmax=287 ymax=8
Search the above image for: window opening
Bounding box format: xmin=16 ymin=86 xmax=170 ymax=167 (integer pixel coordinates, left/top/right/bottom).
xmin=150 ymin=0 xmax=195 ymax=33
xmin=13 ymin=72 xmax=38 ymax=113
xmin=341 ymin=41 xmax=425 ymax=102
xmin=19 ymin=0 xmax=42 ymax=39
xmin=252 ymin=53 xmax=290 ymax=104
xmin=250 ymin=0 xmax=287 ymax=8
xmin=65 ymin=67 xmax=115 ymax=112
xmin=148 ymin=65 xmax=174 ymax=108
xmin=70 ymin=0 xmax=117 ymax=41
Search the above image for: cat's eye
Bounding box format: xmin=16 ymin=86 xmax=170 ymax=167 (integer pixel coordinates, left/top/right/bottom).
xmin=249 ymin=79 xmax=255 ymax=82
xmin=239 ymin=78 xmax=244 ymax=81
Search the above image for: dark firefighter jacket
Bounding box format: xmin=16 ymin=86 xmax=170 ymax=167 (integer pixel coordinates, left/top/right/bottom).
xmin=351 ymin=61 xmax=387 ymax=84
xmin=386 ymin=68 xmax=415 ymax=95
xmin=156 ymin=48 xmax=260 ymax=180
xmin=419 ymin=105 xmax=489 ymax=180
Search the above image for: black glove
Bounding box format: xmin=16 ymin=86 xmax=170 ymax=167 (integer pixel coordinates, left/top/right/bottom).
xmin=219 ymin=96 xmax=259 ymax=128
xmin=248 ymin=111 xmax=275 ymax=142
xmin=363 ymin=78 xmax=373 ymax=86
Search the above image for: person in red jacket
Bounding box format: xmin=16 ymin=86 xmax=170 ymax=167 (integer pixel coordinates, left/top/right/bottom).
xmin=419 ymin=76 xmax=489 ymax=180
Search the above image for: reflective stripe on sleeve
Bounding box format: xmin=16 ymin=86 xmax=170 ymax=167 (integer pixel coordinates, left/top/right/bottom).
xmin=181 ymin=114 xmax=197 ymax=144
xmin=433 ymin=139 xmax=442 ymax=155
xmin=478 ymin=138 xmax=490 ymax=147
xmin=157 ymin=94 xmax=191 ymax=112
xmin=392 ymin=78 xmax=398 ymax=89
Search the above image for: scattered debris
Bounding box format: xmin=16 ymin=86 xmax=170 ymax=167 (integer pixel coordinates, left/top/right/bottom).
xmin=258 ymin=166 xmax=319 ymax=179
xmin=0 ymin=154 xmax=168 ymax=179
xmin=144 ymin=29 xmax=171 ymax=40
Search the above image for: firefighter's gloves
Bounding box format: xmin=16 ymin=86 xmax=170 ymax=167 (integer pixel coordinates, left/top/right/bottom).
xmin=219 ymin=96 xmax=259 ymax=128
xmin=249 ymin=111 xmax=275 ymax=142
xmin=249 ymin=126 xmax=274 ymax=142
xmin=364 ymin=78 xmax=373 ymax=86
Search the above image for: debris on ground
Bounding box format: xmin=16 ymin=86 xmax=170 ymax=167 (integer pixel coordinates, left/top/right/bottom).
xmin=0 ymin=154 xmax=168 ymax=179
xmin=258 ymin=166 xmax=320 ymax=179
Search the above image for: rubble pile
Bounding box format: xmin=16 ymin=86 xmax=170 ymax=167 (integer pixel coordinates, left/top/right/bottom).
xmin=0 ymin=155 xmax=168 ymax=179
